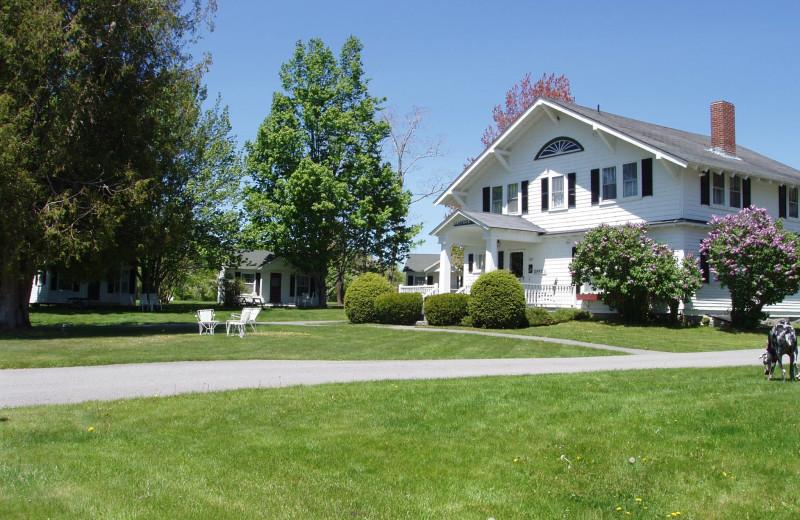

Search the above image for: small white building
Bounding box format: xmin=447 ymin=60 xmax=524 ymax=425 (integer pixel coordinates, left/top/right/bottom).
xmin=220 ymin=250 xmax=319 ymax=306
xmin=402 ymin=253 xmax=461 ymax=291
xmin=30 ymin=265 xmax=137 ymax=306
xmin=432 ymin=98 xmax=800 ymax=316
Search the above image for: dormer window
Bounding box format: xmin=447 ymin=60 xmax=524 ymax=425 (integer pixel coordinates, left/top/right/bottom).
xmin=535 ymin=137 xmax=584 ymax=160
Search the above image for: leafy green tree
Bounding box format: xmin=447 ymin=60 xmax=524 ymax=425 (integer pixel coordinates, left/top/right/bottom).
xmin=700 ymin=206 xmax=800 ymax=329
xmin=0 ymin=0 xmax=215 ymax=328
xmin=571 ymin=223 xmax=702 ymax=322
xmin=245 ymin=37 xmax=414 ymax=307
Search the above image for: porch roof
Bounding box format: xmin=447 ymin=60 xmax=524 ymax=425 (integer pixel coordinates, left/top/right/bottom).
xmin=431 ymin=209 xmax=546 ymax=244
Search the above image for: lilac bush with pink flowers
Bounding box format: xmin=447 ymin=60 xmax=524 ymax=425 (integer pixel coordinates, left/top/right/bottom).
xmin=570 ymin=223 xmax=702 ymax=322
xmin=700 ymin=206 xmax=800 ymax=328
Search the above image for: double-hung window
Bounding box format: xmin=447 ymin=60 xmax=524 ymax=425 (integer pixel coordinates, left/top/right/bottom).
xmin=622 ymin=162 xmax=638 ymax=198
xmin=729 ymin=175 xmax=742 ymax=208
xmin=551 ymin=175 xmax=565 ymax=209
xmin=507 ymin=183 xmax=519 ymax=213
xmin=491 ymin=186 xmax=503 ymax=214
xmin=712 ymin=173 xmax=725 ymax=205
xmin=790 ymin=187 xmax=799 ymax=219
xmin=602 ymin=166 xmax=617 ymax=201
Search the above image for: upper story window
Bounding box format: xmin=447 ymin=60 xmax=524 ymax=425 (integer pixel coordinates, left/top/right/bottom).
xmin=790 ymin=187 xmax=799 ymax=218
xmin=491 ymin=186 xmax=503 ymax=213
xmin=551 ymin=175 xmax=565 ymax=209
xmin=712 ymin=172 xmax=725 ymax=206
xmin=507 ymin=183 xmax=519 ymax=213
xmin=622 ymin=162 xmax=638 ymax=198
xmin=602 ymin=166 xmax=617 ymax=201
xmin=535 ymin=137 xmax=584 ymax=160
xmin=729 ymin=175 xmax=742 ymax=208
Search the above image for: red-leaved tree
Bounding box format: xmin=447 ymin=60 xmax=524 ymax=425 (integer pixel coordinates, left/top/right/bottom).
xmin=481 ymin=72 xmax=575 ymax=147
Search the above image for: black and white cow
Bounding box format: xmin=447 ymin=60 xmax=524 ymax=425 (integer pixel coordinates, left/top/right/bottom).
xmin=762 ymin=320 xmax=799 ymax=381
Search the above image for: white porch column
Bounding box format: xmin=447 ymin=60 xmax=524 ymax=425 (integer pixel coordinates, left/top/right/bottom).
xmin=439 ymin=244 xmax=452 ymax=294
xmin=485 ymin=238 xmax=498 ymax=272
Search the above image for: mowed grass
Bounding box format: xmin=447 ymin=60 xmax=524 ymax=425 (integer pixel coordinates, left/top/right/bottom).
xmin=0 ymin=323 xmax=618 ymax=369
xmin=508 ymin=319 xmax=765 ymax=353
xmin=2 ymin=367 xmax=798 ymax=519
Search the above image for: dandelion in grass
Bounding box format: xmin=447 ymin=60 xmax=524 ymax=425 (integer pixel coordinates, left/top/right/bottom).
xmin=616 ymin=506 xmax=622 ymax=511
xmin=635 ymin=498 xmax=642 ymax=503
xmin=88 ymin=426 xmax=94 ymax=432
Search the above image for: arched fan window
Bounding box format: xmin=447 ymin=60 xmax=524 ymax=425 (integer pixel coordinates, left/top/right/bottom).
xmin=535 ymin=137 xmax=584 ymax=160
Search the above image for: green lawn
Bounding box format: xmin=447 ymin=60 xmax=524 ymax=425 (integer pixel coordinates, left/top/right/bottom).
xmin=507 ymin=319 xmax=765 ymax=353
xmin=1 ymin=367 xmax=796 ymax=519
xmin=0 ymin=322 xmax=619 ymax=369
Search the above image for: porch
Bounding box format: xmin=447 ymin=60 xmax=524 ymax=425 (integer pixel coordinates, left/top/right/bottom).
xmin=399 ymin=282 xmax=579 ymax=308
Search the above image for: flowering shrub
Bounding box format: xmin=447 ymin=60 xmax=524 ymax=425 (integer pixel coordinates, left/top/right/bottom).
xmin=700 ymin=206 xmax=800 ymax=328
xmin=570 ymin=223 xmax=702 ymax=322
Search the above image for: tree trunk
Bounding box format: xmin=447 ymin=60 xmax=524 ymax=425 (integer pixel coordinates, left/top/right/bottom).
xmin=0 ymin=270 xmax=33 ymax=329
xmin=315 ymin=274 xmax=328 ymax=308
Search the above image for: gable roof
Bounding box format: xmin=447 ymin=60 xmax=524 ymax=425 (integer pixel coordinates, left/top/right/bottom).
xmin=431 ymin=209 xmax=546 ymax=237
xmin=436 ymin=97 xmax=800 ymax=206
xmin=235 ymin=250 xmax=276 ymax=269
xmin=403 ymin=254 xmax=440 ymax=273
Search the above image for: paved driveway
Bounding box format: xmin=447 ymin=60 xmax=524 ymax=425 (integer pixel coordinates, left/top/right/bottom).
xmin=0 ymin=346 xmax=763 ymax=409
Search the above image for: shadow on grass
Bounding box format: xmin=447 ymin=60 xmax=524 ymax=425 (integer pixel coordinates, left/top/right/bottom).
xmin=3 ymin=323 xmax=200 ymax=341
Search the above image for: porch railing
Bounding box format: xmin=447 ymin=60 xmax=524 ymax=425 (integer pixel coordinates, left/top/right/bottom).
xmin=398 ymin=283 xmax=439 ymax=299
xmin=457 ymin=283 xmax=577 ymax=308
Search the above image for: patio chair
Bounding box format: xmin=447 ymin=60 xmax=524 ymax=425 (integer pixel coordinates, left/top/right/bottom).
xmin=226 ymin=307 xmax=253 ymax=338
xmin=196 ymin=309 xmax=219 ymax=335
xmin=139 ymin=294 xmax=149 ymax=311
xmin=228 ymin=306 xmax=260 ymax=335
xmin=148 ymin=293 xmax=162 ymax=311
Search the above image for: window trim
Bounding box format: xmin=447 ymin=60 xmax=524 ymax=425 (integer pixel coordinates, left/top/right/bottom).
xmin=712 ymin=172 xmax=726 ymax=207
xmin=550 ymin=173 xmax=566 ymax=210
xmin=491 ymin=185 xmax=503 ymax=214
xmin=622 ymin=162 xmax=639 ymax=198
xmin=601 ymin=166 xmax=617 ymax=202
xmin=535 ymin=136 xmax=584 ymax=160
xmin=789 ymin=186 xmax=799 ymax=219
xmin=507 ymin=182 xmax=519 ymax=214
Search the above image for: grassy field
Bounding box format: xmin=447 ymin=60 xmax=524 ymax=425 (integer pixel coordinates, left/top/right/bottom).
xmin=1 ymin=367 xmax=797 ymax=519
xmin=0 ymin=305 xmax=766 ymax=369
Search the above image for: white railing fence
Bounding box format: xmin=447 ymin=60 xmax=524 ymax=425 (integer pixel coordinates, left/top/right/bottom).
xmin=456 ymin=283 xmax=577 ymax=308
xmin=398 ymin=283 xmax=439 ymax=299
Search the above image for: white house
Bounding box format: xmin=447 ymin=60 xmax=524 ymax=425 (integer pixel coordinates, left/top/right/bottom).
xmin=220 ymin=250 xmax=319 ymax=306
xmin=432 ymin=98 xmax=800 ymax=316
xmin=30 ymin=265 xmax=137 ymax=306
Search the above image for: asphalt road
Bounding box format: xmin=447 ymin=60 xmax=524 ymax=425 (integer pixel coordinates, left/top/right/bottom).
xmin=0 ymin=345 xmax=765 ymax=409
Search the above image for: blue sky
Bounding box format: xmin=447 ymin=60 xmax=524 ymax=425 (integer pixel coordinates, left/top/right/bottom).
xmin=193 ymin=0 xmax=800 ymax=255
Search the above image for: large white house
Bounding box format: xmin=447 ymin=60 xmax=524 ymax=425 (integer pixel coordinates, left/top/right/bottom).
xmin=432 ymin=98 xmax=800 ymax=316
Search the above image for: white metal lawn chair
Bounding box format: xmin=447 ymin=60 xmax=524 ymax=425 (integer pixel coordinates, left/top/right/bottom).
xmin=139 ymin=294 xmax=149 ymax=311
xmin=226 ymin=306 xmax=260 ymax=337
xmin=148 ymin=293 xmax=162 ymax=311
xmin=196 ymin=309 xmax=219 ymax=335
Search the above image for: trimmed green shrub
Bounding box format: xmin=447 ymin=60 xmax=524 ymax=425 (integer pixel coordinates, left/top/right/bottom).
xmin=551 ymin=307 xmax=591 ymax=323
xmin=468 ymin=270 xmax=526 ymax=329
xmin=344 ymin=273 xmax=395 ymax=324
xmin=374 ymin=292 xmax=423 ymax=325
xmin=525 ymin=307 xmax=552 ymax=327
xmin=424 ymin=293 xmax=470 ymax=326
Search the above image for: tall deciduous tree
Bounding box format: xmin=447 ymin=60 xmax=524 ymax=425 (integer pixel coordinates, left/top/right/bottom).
xmin=481 ymin=72 xmax=575 ymax=147
xmin=245 ymin=37 xmax=414 ymax=307
xmin=0 ymin=0 xmax=215 ymax=329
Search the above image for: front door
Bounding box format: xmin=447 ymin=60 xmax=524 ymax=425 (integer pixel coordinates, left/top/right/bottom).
xmin=269 ymin=273 xmax=282 ymax=303
xmin=510 ymin=252 xmax=524 ymax=279
xmin=88 ymin=281 xmax=101 ymax=300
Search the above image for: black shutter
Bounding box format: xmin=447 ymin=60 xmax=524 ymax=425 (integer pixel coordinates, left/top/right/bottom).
xmin=521 ymin=180 xmax=529 ymax=213
xmin=255 ymin=273 xmax=261 ymax=295
xmin=641 ymin=158 xmax=653 ymax=197
xmin=567 ymin=173 xmax=576 ymax=208
xmin=482 ymin=187 xmax=490 ymax=212
xmin=700 ymin=253 xmax=710 ymax=284
xmin=290 ymin=274 xmax=296 ymax=297
xmin=590 ymin=169 xmax=600 ymax=205
xmin=406 ymin=275 xmax=413 ymax=285
xmin=50 ymin=271 xmax=58 ymax=291
xmin=468 ymin=254 xmax=474 ymax=273
xmin=779 ymin=185 xmax=787 ymax=218
xmin=700 ymin=171 xmax=710 ymax=206
xmin=426 ymin=275 xmax=433 ymax=285
xmin=73 ymin=281 xmax=80 ymax=292
xmin=541 ymin=178 xmax=549 ymax=211
xmin=498 ymin=251 xmax=504 ymax=270
xmin=128 ymin=269 xmax=136 ymax=294
xmin=742 ymin=178 xmax=751 ymax=207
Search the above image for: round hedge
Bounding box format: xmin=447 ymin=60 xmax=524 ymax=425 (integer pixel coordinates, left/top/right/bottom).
xmin=468 ymin=270 xmax=526 ymax=329
xmin=374 ymin=292 xmax=423 ymax=325
xmin=344 ymin=273 xmax=395 ymax=324
xmin=424 ymin=293 xmax=470 ymax=326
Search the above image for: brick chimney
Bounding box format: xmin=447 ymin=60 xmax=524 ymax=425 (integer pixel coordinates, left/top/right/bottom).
xmin=710 ymin=100 xmax=736 ymax=156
